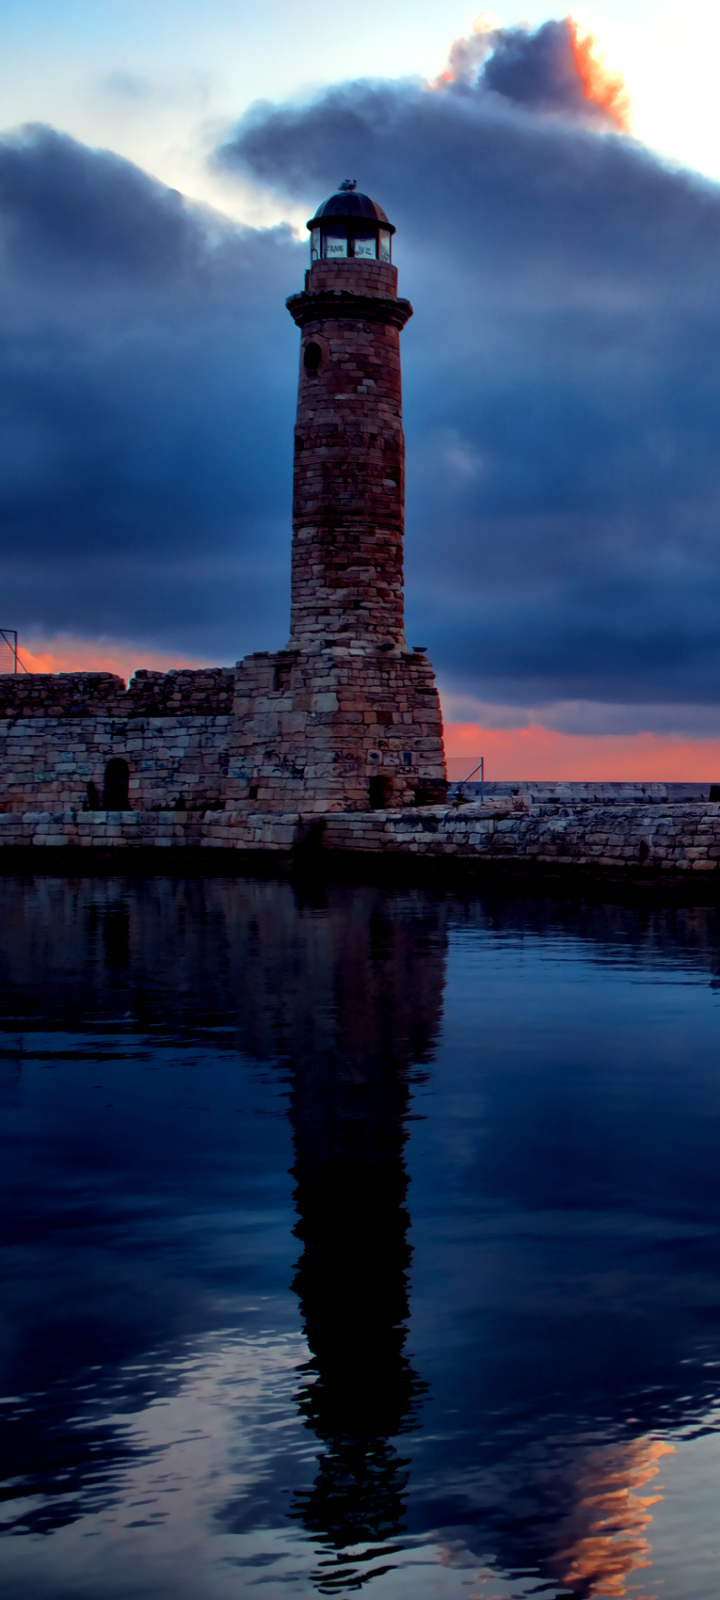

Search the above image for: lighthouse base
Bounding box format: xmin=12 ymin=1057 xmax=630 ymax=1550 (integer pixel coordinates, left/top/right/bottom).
xmin=230 ymin=644 xmax=447 ymax=813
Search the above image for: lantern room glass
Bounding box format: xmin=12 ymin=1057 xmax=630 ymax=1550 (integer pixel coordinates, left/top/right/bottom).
xmin=352 ymin=235 xmax=376 ymax=259
xmin=309 ymin=217 xmax=394 ymax=265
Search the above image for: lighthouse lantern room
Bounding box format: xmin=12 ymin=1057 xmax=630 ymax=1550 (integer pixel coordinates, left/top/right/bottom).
xmin=308 ymin=179 xmax=394 ymax=264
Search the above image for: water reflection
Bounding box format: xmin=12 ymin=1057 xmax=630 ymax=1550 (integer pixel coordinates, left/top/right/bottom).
xmin=1 ymin=879 xmax=720 ymax=1598
xmin=286 ymin=909 xmax=437 ymax=1588
xmin=213 ymin=886 xmax=445 ymax=1587
xmin=549 ymin=1435 xmax=674 ymax=1598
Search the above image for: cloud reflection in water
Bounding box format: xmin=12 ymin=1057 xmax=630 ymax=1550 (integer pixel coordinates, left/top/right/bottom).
xmin=0 ymin=879 xmax=720 ymax=1596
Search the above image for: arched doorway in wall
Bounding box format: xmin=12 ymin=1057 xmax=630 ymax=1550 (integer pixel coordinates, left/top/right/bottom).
xmin=102 ymin=758 xmax=131 ymax=811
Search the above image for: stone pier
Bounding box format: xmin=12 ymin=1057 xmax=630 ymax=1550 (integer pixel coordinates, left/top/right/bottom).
xmin=3 ymin=788 xmax=720 ymax=894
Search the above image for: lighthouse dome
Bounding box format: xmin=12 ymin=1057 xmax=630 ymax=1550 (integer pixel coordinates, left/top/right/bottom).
xmin=308 ymin=188 xmax=393 ymax=228
xmin=307 ymin=183 xmax=395 ymax=264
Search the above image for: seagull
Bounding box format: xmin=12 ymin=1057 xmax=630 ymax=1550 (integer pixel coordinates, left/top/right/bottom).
xmin=339 ymin=178 xmax=357 ymax=191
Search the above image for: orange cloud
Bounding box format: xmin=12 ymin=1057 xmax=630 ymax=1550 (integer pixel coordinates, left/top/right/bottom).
xmin=445 ymin=722 xmax=720 ymax=781
xmin=432 ymin=15 xmax=495 ymax=89
xmin=569 ymin=17 xmax=632 ymax=130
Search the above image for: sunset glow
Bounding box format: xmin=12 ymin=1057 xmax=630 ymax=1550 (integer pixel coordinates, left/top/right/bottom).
xmin=432 ymin=11 xmax=632 ymax=130
xmin=445 ymin=720 xmax=720 ymax=781
xmin=568 ymin=17 xmax=631 ymax=129
xmin=15 ymin=637 xmax=214 ymax=682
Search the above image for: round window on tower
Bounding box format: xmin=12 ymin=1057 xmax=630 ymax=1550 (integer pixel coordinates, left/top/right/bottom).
xmin=303 ymin=341 xmax=323 ymax=375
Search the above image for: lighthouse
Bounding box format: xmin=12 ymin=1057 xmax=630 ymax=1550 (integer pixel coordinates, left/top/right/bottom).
xmin=232 ymin=185 xmax=447 ymax=811
xmin=286 ymin=183 xmax=411 ymax=652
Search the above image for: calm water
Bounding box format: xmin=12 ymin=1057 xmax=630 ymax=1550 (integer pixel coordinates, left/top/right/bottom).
xmin=1 ymin=877 xmax=720 ymax=1599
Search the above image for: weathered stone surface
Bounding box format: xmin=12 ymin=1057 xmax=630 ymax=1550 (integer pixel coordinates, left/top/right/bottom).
xmin=248 ymin=249 xmax=447 ymax=809
xmin=229 ymin=643 xmax=446 ymax=811
xmin=286 ymin=259 xmax=412 ymax=652
xmin=1 ymin=801 xmax=720 ymax=884
xmin=0 ymin=668 xmax=235 ymax=719
xmin=0 ymin=703 xmax=235 ymax=814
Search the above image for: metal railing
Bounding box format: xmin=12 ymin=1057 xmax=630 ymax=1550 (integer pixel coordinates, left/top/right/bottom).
xmin=0 ymin=630 xmax=31 ymax=673
xmin=447 ymin=756 xmax=484 ymax=803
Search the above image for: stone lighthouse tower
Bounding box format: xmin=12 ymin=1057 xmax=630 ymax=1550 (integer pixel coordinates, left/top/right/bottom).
xmin=287 ymin=187 xmax=410 ymax=652
xmin=232 ymin=184 xmax=447 ymax=811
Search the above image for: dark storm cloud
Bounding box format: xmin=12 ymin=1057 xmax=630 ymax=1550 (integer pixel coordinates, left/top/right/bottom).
xmin=0 ymin=124 xmax=303 ymax=658
xmin=219 ymin=62 xmax=720 ymax=718
xmin=6 ymin=53 xmax=720 ymax=723
xmin=480 ymin=20 xmax=606 ymax=121
xmin=0 ymin=123 xmax=196 ymax=284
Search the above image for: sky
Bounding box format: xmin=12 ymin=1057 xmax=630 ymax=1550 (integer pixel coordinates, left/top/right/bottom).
xmin=4 ymin=0 xmax=720 ymax=777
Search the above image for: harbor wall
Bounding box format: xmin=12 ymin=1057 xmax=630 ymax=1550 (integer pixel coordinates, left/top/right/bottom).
xmin=0 ymin=660 xmax=446 ymax=814
xmin=4 ymin=796 xmax=720 ymax=884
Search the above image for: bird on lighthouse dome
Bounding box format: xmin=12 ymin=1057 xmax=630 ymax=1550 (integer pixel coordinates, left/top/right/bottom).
xmin=307 ymin=182 xmax=395 ymax=263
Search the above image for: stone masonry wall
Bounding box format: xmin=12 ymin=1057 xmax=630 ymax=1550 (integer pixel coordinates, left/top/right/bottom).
xmin=0 ymin=668 xmax=235 ymax=719
xmin=463 ymin=781 xmax=718 ymax=803
xmin=232 ymin=646 xmax=446 ymax=810
xmin=269 ymin=250 xmax=447 ymax=807
xmin=0 ymin=715 xmax=234 ymax=814
xmin=0 ymin=669 xmax=237 ymax=814
xmin=0 ymin=653 xmax=446 ymax=816
xmin=318 ymin=799 xmax=720 ymax=873
xmin=286 ymin=259 xmax=412 ymax=650
xmin=4 ymin=797 xmax=720 ymax=884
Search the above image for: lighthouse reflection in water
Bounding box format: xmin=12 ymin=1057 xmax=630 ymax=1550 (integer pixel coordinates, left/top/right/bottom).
xmin=1 ymin=880 xmax=720 ymax=1596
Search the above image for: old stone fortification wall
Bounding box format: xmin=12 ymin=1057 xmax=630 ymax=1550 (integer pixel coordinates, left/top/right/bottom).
xmin=234 ymin=646 xmax=446 ymax=811
xmin=1 ymin=659 xmax=714 ymax=840
xmin=4 ymin=796 xmax=720 ymax=882
xmin=0 ymin=669 xmax=237 ymax=813
xmin=0 ymin=715 xmax=235 ymax=814
xmin=0 ymin=657 xmax=446 ymax=814
xmin=0 ymin=669 xmax=235 ymax=718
